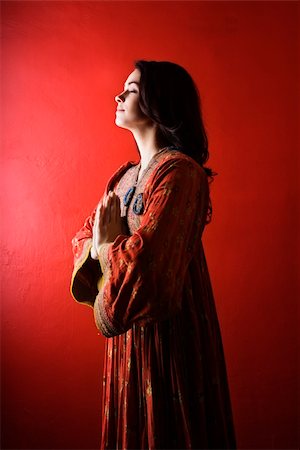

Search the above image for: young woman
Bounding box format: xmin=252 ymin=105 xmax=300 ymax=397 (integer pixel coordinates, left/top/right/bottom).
xmin=70 ymin=60 xmax=236 ymax=450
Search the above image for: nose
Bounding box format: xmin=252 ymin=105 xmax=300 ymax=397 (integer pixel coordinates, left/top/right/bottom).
xmin=115 ymin=91 xmax=125 ymax=103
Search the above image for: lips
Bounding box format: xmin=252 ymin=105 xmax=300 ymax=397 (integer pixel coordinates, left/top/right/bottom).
xmin=116 ymin=109 xmax=125 ymax=112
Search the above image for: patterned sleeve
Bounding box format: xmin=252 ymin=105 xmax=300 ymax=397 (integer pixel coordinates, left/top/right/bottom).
xmin=70 ymin=207 xmax=102 ymax=308
xmin=94 ymin=157 xmax=209 ymax=337
xmin=70 ymin=161 xmax=135 ymax=308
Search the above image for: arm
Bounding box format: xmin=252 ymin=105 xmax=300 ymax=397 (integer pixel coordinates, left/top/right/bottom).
xmin=70 ymin=161 xmax=135 ymax=307
xmin=70 ymin=208 xmax=102 ymax=308
xmin=94 ymin=157 xmax=209 ymax=337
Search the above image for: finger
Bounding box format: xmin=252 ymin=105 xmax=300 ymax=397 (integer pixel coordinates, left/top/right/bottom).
xmin=99 ymin=203 xmax=107 ymax=226
xmin=98 ymin=206 xmax=104 ymax=226
xmin=104 ymin=199 xmax=111 ymax=222
xmin=110 ymin=195 xmax=116 ymax=222
xmin=115 ymin=193 xmax=121 ymax=209
xmin=93 ymin=203 xmax=101 ymax=248
xmin=107 ymin=191 xmax=114 ymax=205
xmin=106 ymin=191 xmax=116 ymax=212
xmin=108 ymin=193 xmax=117 ymax=217
xmin=100 ymin=195 xmax=109 ymax=216
xmin=104 ymin=191 xmax=118 ymax=221
xmin=114 ymin=194 xmax=121 ymax=220
xmin=103 ymin=194 xmax=108 ymax=207
xmin=104 ymin=191 xmax=112 ymax=206
xmin=94 ymin=204 xmax=100 ymax=230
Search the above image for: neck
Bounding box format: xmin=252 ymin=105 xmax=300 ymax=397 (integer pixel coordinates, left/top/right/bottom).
xmin=131 ymin=125 xmax=160 ymax=171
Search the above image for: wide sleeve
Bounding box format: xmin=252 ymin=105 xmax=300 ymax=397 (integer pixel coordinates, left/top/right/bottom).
xmin=70 ymin=207 xmax=101 ymax=308
xmin=70 ymin=161 xmax=135 ymax=308
xmin=94 ymin=157 xmax=210 ymax=337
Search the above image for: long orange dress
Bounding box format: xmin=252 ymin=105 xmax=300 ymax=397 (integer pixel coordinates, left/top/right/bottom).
xmin=70 ymin=148 xmax=236 ymax=449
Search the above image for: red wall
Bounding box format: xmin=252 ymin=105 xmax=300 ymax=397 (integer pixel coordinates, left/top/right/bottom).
xmin=1 ymin=2 xmax=299 ymax=449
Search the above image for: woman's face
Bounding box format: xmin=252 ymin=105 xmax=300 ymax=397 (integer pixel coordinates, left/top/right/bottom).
xmin=114 ymin=68 xmax=151 ymax=131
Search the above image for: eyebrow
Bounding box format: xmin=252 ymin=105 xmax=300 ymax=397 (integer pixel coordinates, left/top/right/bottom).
xmin=124 ymin=81 xmax=140 ymax=89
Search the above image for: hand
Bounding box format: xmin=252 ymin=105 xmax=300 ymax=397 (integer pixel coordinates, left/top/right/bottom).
xmin=91 ymin=191 xmax=126 ymax=259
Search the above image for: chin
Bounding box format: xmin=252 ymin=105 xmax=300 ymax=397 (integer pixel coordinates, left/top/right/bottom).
xmin=115 ymin=118 xmax=123 ymax=127
xmin=115 ymin=120 xmax=131 ymax=131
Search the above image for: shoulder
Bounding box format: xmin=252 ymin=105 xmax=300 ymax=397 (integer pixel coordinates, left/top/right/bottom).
xmin=143 ymin=150 xmax=209 ymax=200
xmin=151 ymin=150 xmax=207 ymax=184
xmin=105 ymin=160 xmax=137 ymax=192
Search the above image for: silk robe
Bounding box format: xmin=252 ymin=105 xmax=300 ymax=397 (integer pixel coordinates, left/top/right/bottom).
xmin=70 ymin=149 xmax=236 ymax=450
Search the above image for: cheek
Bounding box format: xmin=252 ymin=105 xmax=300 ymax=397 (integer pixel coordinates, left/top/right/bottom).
xmin=135 ymin=107 xmax=145 ymax=119
xmin=133 ymin=101 xmax=147 ymax=118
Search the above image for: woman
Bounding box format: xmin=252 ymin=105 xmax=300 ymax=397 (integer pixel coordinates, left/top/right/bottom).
xmin=70 ymin=60 xmax=236 ymax=450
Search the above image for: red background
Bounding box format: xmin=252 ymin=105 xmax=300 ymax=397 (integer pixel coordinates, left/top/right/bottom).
xmin=1 ymin=2 xmax=299 ymax=449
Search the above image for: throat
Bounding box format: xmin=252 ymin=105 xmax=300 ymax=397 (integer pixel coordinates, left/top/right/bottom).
xmin=136 ymin=167 xmax=144 ymax=184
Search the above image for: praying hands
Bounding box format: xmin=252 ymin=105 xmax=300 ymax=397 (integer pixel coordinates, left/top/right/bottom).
xmin=91 ymin=191 xmax=126 ymax=260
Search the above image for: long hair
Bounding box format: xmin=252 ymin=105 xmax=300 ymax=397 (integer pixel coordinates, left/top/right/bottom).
xmin=134 ymin=60 xmax=218 ymax=223
xmin=134 ymin=60 xmax=217 ymax=183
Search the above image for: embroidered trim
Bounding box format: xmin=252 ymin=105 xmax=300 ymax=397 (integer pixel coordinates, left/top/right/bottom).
xmin=118 ymin=150 xmax=182 ymax=234
xmin=70 ymin=239 xmax=96 ymax=308
xmin=94 ymin=289 xmax=123 ymax=338
xmin=98 ymin=243 xmax=111 ymax=273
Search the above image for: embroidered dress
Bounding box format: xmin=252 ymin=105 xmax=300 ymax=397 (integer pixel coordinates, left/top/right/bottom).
xmin=70 ymin=149 xmax=236 ymax=450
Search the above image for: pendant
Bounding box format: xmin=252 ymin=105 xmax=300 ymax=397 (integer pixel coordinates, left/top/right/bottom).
xmin=133 ymin=193 xmax=144 ymax=215
xmin=124 ymin=186 xmax=136 ymax=207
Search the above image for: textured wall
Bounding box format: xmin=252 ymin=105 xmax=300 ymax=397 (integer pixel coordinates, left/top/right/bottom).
xmin=1 ymin=1 xmax=299 ymax=449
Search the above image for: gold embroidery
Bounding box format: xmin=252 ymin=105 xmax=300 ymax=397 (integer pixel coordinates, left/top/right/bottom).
xmin=146 ymin=379 xmax=152 ymax=397
xmin=163 ymin=186 xmax=172 ymax=196
xmin=132 ymin=286 xmax=138 ymax=300
xmin=98 ymin=243 xmax=110 ymax=273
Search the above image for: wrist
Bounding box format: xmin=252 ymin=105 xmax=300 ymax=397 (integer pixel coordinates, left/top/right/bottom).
xmin=97 ymin=243 xmax=111 ymax=273
xmin=90 ymin=246 xmax=98 ymax=260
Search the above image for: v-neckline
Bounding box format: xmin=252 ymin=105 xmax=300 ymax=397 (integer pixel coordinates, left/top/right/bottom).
xmin=134 ymin=147 xmax=174 ymax=187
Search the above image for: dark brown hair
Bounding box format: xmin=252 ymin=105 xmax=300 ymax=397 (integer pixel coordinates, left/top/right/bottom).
xmin=134 ymin=59 xmax=216 ymax=182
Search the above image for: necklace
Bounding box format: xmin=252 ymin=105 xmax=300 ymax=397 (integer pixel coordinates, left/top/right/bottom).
xmin=123 ymin=145 xmax=181 ymax=215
